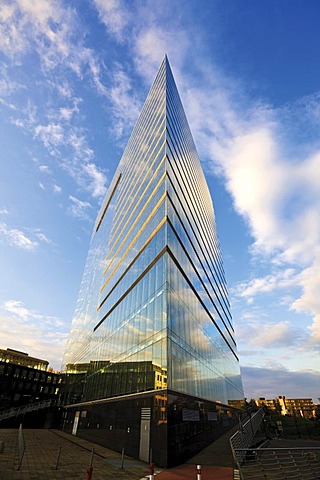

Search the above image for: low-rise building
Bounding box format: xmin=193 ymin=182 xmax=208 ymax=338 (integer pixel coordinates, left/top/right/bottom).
xmin=278 ymin=396 xmax=316 ymax=419
xmin=0 ymin=348 xmax=61 ymax=411
xmin=0 ymin=347 xmax=48 ymax=370
xmin=256 ymin=395 xmax=316 ymax=419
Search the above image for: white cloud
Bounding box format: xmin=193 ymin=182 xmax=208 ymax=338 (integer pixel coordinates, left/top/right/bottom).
xmin=108 ymin=63 xmax=142 ymax=138
xmin=3 ymin=300 xmax=61 ymax=326
xmin=134 ymin=28 xmax=173 ymax=80
xmin=60 ymin=135 xmax=107 ymax=197
xmin=209 ymin=123 xmax=320 ymax=344
xmin=241 ymin=365 xmax=320 ymax=403
xmin=93 ymin=1 xmax=190 ymax=82
xmin=34 ymin=231 xmax=51 ymax=244
xmin=34 ymin=123 xmax=64 ymax=151
xmin=0 ymin=0 xmax=108 ymax=101
xmin=53 ymin=184 xmax=62 ymax=194
xmin=68 ymin=195 xmax=92 ymax=219
xmin=92 ymin=0 xmax=129 ymax=41
xmin=1 ymin=300 xmax=67 ymax=370
xmin=291 ymin=254 xmax=320 ymax=344
xmin=28 ymin=113 xmax=106 ymax=198
xmin=0 ymin=1 xmax=68 ymax=60
xmin=3 ymin=300 xmax=42 ymax=319
xmin=0 ymin=0 xmax=92 ymax=78
xmin=234 ymin=268 xmax=298 ymax=302
xmin=13 ymin=109 xmax=107 ymax=199
xmin=87 ymin=54 xmax=108 ymax=96
xmin=59 ymin=97 xmax=81 ymax=121
xmin=82 ymin=163 xmax=107 ymax=198
xmin=0 ymin=64 xmax=26 ymax=97
xmin=0 ymin=222 xmax=37 ymax=250
xmin=237 ymin=320 xmax=304 ymax=349
xmin=216 ymin=129 xmax=286 ymax=252
xmin=56 ymin=81 xmax=73 ymax=98
xmin=92 ymin=4 xmax=187 ymax=135
xmin=134 ymin=26 xmax=190 ymax=84
xmin=0 ymin=207 xmax=9 ymax=215
xmin=0 ymin=222 xmax=51 ymax=251
xmin=9 ymin=100 xmax=37 ymax=130
xmin=67 ymin=131 xmax=94 ymax=160
xmin=59 ymin=106 xmax=75 ymax=121
xmin=39 ymin=165 xmax=52 ymax=174
xmin=1 ymin=1 xmax=110 ymax=202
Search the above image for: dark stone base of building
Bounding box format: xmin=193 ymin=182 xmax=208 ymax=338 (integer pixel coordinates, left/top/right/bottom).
xmin=62 ymin=389 xmax=241 ymax=468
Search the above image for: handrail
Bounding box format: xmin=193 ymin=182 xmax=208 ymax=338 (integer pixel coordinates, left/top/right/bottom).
xmin=229 ymin=408 xmax=265 ymax=466
xmin=0 ymin=398 xmax=60 ymax=421
xmin=237 ymin=446 xmax=320 ymax=480
xmin=236 ymin=447 xmax=320 ymax=452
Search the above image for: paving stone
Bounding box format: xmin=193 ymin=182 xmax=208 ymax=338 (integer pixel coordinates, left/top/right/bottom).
xmin=0 ymin=428 xmax=235 ymax=479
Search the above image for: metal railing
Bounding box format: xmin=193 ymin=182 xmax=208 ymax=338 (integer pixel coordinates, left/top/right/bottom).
xmin=0 ymin=399 xmax=60 ymax=422
xmin=230 ymin=408 xmax=265 ymax=466
xmin=237 ymin=446 xmax=320 ymax=480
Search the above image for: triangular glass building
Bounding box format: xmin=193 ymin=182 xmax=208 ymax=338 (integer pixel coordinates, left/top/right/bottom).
xmin=62 ymin=56 xmax=244 ymax=467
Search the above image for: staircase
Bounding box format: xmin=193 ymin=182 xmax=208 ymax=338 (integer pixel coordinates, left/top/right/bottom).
xmin=239 ymin=447 xmax=320 ymax=479
xmin=229 ymin=409 xmax=320 ymax=479
xmin=0 ymin=399 xmax=59 ymax=422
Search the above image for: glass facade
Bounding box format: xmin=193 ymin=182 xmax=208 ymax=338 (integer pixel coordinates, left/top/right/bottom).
xmin=62 ymin=56 xmax=244 ymax=467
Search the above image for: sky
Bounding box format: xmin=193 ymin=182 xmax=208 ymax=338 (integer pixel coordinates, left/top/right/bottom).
xmin=0 ymin=0 xmax=319 ymax=403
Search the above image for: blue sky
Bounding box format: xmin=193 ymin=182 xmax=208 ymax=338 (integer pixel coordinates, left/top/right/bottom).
xmin=1 ymin=0 xmax=319 ymax=402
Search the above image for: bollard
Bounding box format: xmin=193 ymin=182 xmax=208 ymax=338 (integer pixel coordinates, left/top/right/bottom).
xmin=196 ymin=464 xmax=201 ymax=480
xmin=120 ymin=446 xmax=125 ymax=469
xmin=85 ymin=448 xmax=94 ymax=479
xmin=17 ymin=424 xmax=25 ymax=471
xmin=85 ymin=465 xmax=93 ymax=480
xmin=89 ymin=448 xmax=94 ymax=467
xmin=149 ymin=462 xmax=155 ymax=480
xmin=53 ymin=446 xmax=61 ymax=470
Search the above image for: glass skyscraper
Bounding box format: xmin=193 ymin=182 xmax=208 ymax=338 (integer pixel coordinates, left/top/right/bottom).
xmin=62 ymin=56 xmax=244 ymax=467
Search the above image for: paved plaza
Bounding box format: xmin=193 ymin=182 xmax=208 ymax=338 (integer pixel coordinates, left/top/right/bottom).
xmin=0 ymin=428 xmax=153 ymax=480
xmin=0 ymin=429 xmax=233 ymax=480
